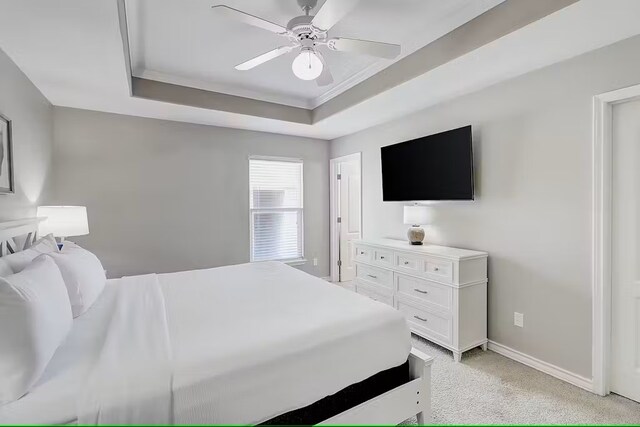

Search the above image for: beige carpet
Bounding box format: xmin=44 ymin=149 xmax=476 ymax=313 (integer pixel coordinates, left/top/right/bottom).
xmin=401 ymin=335 xmax=640 ymax=425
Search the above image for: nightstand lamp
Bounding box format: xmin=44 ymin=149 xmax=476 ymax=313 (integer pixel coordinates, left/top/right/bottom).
xmin=404 ymin=205 xmax=428 ymax=245
xmin=37 ymin=206 xmax=89 ymax=247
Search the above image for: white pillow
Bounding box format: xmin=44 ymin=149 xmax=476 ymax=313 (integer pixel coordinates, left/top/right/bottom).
xmin=1 ymin=234 xmax=59 ymax=274
xmin=0 ymin=255 xmax=72 ymax=404
xmin=47 ymin=242 xmax=106 ymax=317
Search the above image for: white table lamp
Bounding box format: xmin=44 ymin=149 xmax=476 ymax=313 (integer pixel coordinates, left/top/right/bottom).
xmin=37 ymin=206 xmax=89 ymax=242
xmin=403 ymin=205 xmax=428 ymax=245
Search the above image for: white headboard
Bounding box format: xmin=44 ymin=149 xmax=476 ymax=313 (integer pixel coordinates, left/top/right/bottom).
xmin=0 ymin=218 xmax=45 ymax=257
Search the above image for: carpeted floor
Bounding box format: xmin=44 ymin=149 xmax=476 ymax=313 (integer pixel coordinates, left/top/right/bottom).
xmin=400 ymin=334 xmax=640 ymax=425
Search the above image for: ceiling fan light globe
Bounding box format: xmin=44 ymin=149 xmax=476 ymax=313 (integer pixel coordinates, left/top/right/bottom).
xmin=292 ymin=49 xmax=323 ymax=81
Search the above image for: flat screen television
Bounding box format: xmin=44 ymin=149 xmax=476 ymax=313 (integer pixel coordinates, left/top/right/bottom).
xmin=381 ymin=125 xmax=474 ymax=201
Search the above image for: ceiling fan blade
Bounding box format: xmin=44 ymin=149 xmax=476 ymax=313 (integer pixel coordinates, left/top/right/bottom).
xmin=327 ymin=37 xmax=401 ymax=59
xmin=311 ymin=0 xmax=359 ymax=32
xmin=211 ymin=5 xmax=289 ymax=35
xmin=315 ymin=51 xmax=333 ymax=86
xmin=235 ymin=46 xmax=294 ymax=71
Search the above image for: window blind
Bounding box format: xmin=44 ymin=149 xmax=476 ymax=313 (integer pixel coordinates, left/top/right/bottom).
xmin=249 ymin=158 xmax=303 ymax=262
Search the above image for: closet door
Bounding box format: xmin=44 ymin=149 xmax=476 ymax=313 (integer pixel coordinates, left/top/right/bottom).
xmin=610 ymin=99 xmax=640 ymax=402
xmin=337 ymin=155 xmax=361 ymax=282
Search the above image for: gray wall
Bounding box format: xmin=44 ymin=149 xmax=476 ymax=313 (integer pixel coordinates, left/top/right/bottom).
xmin=52 ymin=108 xmax=330 ymax=279
xmin=0 ymin=48 xmax=53 ymax=218
xmin=331 ymin=35 xmax=640 ymax=379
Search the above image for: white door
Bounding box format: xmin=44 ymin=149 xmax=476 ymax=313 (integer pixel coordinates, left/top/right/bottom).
xmin=333 ymin=154 xmax=361 ymax=282
xmin=611 ymin=99 xmax=640 ymax=402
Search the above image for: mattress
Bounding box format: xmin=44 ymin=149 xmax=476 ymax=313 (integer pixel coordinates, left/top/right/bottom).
xmin=0 ymin=262 xmax=411 ymax=424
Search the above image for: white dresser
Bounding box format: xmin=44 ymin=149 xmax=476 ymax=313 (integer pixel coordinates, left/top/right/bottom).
xmin=349 ymin=238 xmax=488 ymax=362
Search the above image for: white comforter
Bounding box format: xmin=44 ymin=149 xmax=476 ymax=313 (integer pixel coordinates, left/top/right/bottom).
xmin=78 ymin=274 xmax=173 ymax=424
xmin=1 ymin=262 xmax=411 ymax=425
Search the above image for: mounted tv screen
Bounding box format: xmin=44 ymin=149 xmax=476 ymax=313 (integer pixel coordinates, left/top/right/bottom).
xmin=381 ymin=125 xmax=474 ymax=201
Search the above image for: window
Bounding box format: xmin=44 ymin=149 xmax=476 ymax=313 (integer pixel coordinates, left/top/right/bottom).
xmin=249 ymin=157 xmax=304 ymax=263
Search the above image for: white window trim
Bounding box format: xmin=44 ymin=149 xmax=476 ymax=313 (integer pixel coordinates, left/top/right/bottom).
xmin=249 ymin=155 xmax=303 ymax=163
xmin=283 ymin=258 xmax=307 ymax=266
xmin=248 ymin=155 xmax=305 ymax=264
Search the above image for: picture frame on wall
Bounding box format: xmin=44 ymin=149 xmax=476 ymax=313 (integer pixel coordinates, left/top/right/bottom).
xmin=0 ymin=113 xmax=14 ymax=194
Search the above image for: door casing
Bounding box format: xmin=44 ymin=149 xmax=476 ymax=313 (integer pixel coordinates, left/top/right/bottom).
xmin=592 ymin=83 xmax=640 ymax=396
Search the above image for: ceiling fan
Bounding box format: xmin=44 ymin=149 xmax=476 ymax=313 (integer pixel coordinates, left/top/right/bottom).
xmin=211 ymin=0 xmax=401 ymax=86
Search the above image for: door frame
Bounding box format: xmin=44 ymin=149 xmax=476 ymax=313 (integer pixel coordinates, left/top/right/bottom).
xmin=330 ymin=152 xmax=362 ymax=282
xmin=592 ymin=83 xmax=640 ymax=396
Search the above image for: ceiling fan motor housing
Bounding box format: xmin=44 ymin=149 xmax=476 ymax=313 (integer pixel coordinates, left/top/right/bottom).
xmin=287 ymin=15 xmax=324 ymax=41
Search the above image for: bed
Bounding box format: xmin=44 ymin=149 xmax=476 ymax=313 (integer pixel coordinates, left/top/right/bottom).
xmin=0 ymin=218 xmax=433 ymax=425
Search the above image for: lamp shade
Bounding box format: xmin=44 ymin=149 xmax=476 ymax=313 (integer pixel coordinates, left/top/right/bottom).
xmin=37 ymin=206 xmax=89 ymax=238
xmin=403 ymin=205 xmax=428 ymax=225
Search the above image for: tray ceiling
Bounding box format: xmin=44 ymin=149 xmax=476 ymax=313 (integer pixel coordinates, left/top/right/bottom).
xmin=1 ymin=0 xmax=639 ymax=139
xmin=125 ymin=0 xmax=502 ymax=108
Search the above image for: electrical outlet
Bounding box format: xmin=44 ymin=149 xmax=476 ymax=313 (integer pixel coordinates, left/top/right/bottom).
xmin=313 ymin=258 xmax=318 ymax=266
xmin=514 ymin=312 xmax=524 ymax=328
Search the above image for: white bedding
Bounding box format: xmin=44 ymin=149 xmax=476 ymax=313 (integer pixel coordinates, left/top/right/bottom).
xmin=0 ymin=279 xmax=118 ymax=424
xmin=78 ymin=274 xmax=173 ymax=424
xmin=0 ymin=262 xmax=411 ymax=425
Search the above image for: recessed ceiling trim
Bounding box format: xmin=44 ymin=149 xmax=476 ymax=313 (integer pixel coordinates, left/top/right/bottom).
xmin=135 ymin=68 xmax=312 ymax=109
xmin=122 ymin=0 xmax=505 ymax=112
xmin=119 ymin=0 xmax=579 ymax=125
xmin=131 ymin=77 xmax=312 ymax=124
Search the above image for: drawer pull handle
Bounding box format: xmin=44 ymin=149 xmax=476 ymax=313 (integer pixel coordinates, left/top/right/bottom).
xmin=404 ymin=261 xmax=410 ymax=265
xmin=367 ymin=274 xmax=378 ymax=279
xmin=360 ymin=252 xmax=365 ymax=255
xmin=414 ymin=288 xmax=429 ymax=294
xmin=380 ymin=256 xmax=385 ymax=259
xmin=414 ymin=315 xmax=428 ymax=322
xmin=434 ymin=267 xmax=440 ymax=272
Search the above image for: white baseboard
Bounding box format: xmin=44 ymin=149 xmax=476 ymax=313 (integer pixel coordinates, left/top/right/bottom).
xmin=321 ymin=276 xmax=332 ymax=281
xmin=487 ymin=340 xmax=593 ymax=392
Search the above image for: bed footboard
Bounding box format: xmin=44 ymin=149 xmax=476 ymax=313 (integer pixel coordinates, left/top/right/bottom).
xmin=318 ymin=348 xmax=434 ymax=425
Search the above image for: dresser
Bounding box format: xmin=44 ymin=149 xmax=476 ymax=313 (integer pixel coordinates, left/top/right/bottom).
xmin=349 ymin=238 xmax=488 ymax=362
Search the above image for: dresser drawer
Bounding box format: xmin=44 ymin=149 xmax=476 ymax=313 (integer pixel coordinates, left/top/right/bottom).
xmin=396 ymin=273 xmax=452 ymax=312
xmin=356 ymin=282 xmax=394 ymax=307
xmin=395 ymin=252 xmax=422 ymax=274
xmin=373 ymin=248 xmax=394 ymax=268
xmin=355 ymin=263 xmax=393 ymax=288
xmin=424 ymin=258 xmax=453 ymax=283
xmin=397 ymin=299 xmax=451 ymax=344
xmin=354 ymin=244 xmax=373 ymax=263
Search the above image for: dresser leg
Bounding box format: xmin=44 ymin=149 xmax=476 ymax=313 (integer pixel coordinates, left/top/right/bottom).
xmin=453 ymin=351 xmax=461 ymax=362
xmin=481 ymin=342 xmax=488 ymax=351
